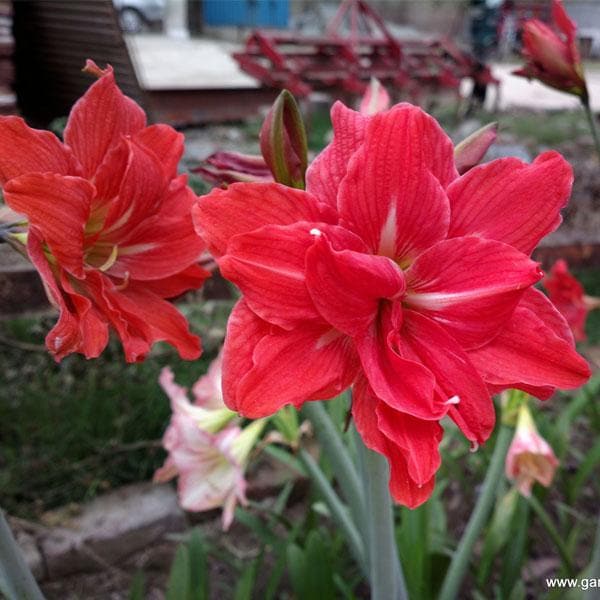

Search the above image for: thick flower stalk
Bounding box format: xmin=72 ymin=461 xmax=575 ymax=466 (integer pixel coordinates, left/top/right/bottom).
xmin=513 ymin=0 xmax=587 ymax=99
xmin=193 ymin=100 xmax=590 ymax=507
xmin=0 ymin=61 xmax=208 ymax=361
xmin=154 ymin=360 xmax=265 ymax=529
xmin=543 ymin=259 xmax=600 ymax=342
xmin=505 ymin=403 xmax=559 ymax=496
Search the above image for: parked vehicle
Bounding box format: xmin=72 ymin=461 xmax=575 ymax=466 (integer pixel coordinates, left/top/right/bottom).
xmin=113 ymin=0 xmax=165 ymax=33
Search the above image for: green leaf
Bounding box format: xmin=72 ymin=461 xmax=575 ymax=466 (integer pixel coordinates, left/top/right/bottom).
xmin=187 ymin=529 xmax=209 ymax=600
xmin=287 ymin=543 xmax=308 ymax=599
xmin=500 ymin=496 xmax=529 ymax=598
xmin=305 ymin=530 xmax=336 ymax=600
xmin=234 ymin=556 xmax=261 ymax=600
xmin=477 ymin=488 xmax=519 ymax=585
xmin=569 ymin=436 xmax=600 ymax=502
xmin=166 ymin=544 xmax=191 ymax=600
xmin=128 ymin=570 xmax=145 ymax=600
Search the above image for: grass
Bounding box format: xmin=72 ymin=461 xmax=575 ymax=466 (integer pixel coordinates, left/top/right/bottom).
xmin=0 ymin=302 xmax=231 ymax=519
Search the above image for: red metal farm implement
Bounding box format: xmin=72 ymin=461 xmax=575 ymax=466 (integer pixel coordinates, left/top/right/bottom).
xmin=233 ymin=0 xmax=498 ymax=104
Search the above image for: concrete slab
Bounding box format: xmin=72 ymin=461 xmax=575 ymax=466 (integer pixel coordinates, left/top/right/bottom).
xmin=481 ymin=63 xmax=600 ymax=112
xmin=125 ymin=33 xmax=259 ymax=91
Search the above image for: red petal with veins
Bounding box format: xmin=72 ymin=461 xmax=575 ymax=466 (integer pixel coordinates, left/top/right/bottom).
xmin=305 ymin=233 xmax=405 ymax=337
xmin=0 ymin=116 xmax=80 ymax=184
xmin=5 ymin=173 xmax=94 ymax=279
xmin=406 ymin=236 xmax=542 ymax=349
xmin=134 ymin=124 xmax=184 ymax=179
xmin=396 ymin=310 xmax=495 ymax=444
xmin=222 ymin=300 xmax=358 ymax=418
xmin=447 ymin=152 xmax=573 ymax=255
xmin=305 ymin=101 xmax=368 ymax=209
xmin=339 ymin=105 xmax=454 ymax=261
xmin=352 ymin=376 xmax=436 ymax=508
xmin=220 ymin=222 xmax=363 ymax=329
xmin=468 ymin=288 xmax=591 ymax=395
xmin=64 ymin=67 xmax=146 ymax=178
xmin=193 ymin=182 xmax=335 ymax=258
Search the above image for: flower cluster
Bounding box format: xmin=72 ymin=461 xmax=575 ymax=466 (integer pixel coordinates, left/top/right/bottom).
xmin=155 ymin=352 xmax=266 ymax=529
xmin=0 ymin=61 xmax=207 ymax=362
xmin=193 ymin=100 xmax=590 ymax=506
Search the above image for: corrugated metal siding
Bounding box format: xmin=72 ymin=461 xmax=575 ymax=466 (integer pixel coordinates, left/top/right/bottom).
xmin=203 ymin=0 xmax=288 ymax=28
xmin=0 ymin=0 xmax=16 ymax=114
xmin=13 ymin=0 xmax=144 ymax=126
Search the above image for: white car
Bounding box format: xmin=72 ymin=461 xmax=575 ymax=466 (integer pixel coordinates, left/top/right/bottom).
xmin=113 ymin=0 xmax=165 ymax=33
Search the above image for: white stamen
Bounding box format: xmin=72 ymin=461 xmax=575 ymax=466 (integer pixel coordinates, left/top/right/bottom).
xmin=445 ymin=395 xmax=460 ymax=405
xmin=469 ymin=441 xmax=479 ymax=453
xmin=310 ymin=228 xmax=322 ymax=237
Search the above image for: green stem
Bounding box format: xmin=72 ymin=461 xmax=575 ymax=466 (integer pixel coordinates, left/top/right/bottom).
xmin=356 ymin=437 xmax=408 ymax=600
xmin=439 ymin=424 xmax=513 ymax=600
xmin=582 ymin=98 xmax=600 ymax=161
xmin=301 ymin=402 xmax=366 ymax=531
xmin=584 ymin=513 xmax=600 ymax=600
xmin=0 ymin=510 xmax=44 ymax=600
xmin=297 ymin=449 xmax=367 ymax=578
xmin=527 ymin=495 xmax=575 ymax=576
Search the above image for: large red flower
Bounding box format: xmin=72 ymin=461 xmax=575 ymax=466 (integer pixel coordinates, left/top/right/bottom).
xmin=193 ymin=101 xmax=590 ymax=507
xmin=0 ymin=62 xmax=208 ymax=361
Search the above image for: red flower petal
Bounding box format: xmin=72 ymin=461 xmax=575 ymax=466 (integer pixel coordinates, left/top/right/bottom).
xmin=134 ymin=124 xmax=184 ymax=179
xmin=112 ymin=213 xmax=204 ymax=281
xmin=352 ymin=376 xmax=435 ymax=508
xmin=222 ymin=300 xmax=359 ymax=418
xmin=468 ymin=288 xmax=591 ymax=395
xmin=100 ymin=139 xmax=168 ymax=238
xmin=59 ymin=271 xmax=109 ymax=358
xmin=0 ymin=116 xmax=80 ymax=185
xmin=376 ymin=401 xmax=443 ymax=485
xmin=305 ymin=101 xmax=367 ymax=209
xmin=396 ymin=310 xmax=495 ymax=444
xmin=552 ymin=0 xmax=577 ymax=45
xmin=355 ymin=308 xmax=445 ymax=421
xmin=219 ymin=222 xmax=363 ymax=329
xmin=405 ymin=237 xmax=542 ymax=349
xmin=447 ymin=152 xmax=573 ymax=255
xmin=64 ymin=68 xmax=146 ymax=178
xmin=116 ymin=285 xmax=202 ymax=360
xmin=133 ymin=265 xmax=211 ymax=299
xmin=5 ymin=173 xmax=94 ymax=278
xmin=27 ymin=233 xmax=108 ymax=360
xmin=193 ymin=182 xmax=335 ymax=258
xmin=305 ymin=233 xmax=405 ymax=337
xmin=339 ymin=105 xmax=455 ymax=260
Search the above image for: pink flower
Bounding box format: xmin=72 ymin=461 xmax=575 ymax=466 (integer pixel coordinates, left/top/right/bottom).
xmin=0 ymin=61 xmax=207 ymax=361
xmin=192 ymin=349 xmax=225 ymax=409
xmin=154 ymin=366 xmax=265 ymax=529
xmin=543 ymin=259 xmax=600 ymax=342
xmin=193 ymin=101 xmax=590 ymax=507
xmin=513 ymin=0 xmax=587 ymax=98
xmin=506 ymin=404 xmax=559 ymax=496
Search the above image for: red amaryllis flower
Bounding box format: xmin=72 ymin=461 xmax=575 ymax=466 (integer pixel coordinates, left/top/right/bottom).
xmin=513 ymin=0 xmax=587 ymax=98
xmin=0 ymin=61 xmax=208 ymax=361
xmin=543 ymin=259 xmax=600 ymax=341
xmin=193 ymin=101 xmax=590 ymax=507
